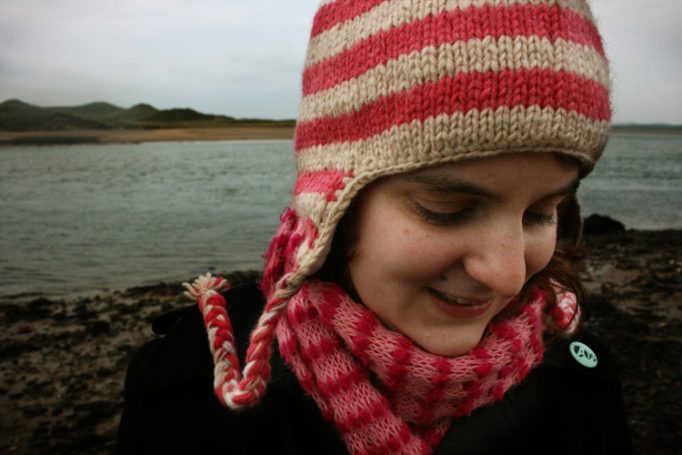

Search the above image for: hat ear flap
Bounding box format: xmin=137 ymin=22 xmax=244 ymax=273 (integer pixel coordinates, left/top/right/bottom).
xmin=262 ymin=209 xmax=299 ymax=297
xmin=556 ymin=194 xmax=583 ymax=248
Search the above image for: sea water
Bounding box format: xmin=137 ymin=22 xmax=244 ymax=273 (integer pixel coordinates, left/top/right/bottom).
xmin=1 ymin=132 xmax=680 ymax=297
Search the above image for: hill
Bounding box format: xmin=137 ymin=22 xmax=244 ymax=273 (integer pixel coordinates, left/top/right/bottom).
xmin=0 ymin=99 xmax=294 ymax=132
xmin=51 ymin=102 xmax=125 ymax=121
xmin=0 ymin=99 xmax=109 ymax=131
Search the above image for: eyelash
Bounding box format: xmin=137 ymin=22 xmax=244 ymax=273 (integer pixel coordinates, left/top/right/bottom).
xmin=414 ymin=203 xmax=558 ymax=227
xmin=523 ymin=212 xmax=557 ymax=227
xmin=413 ymin=202 xmax=472 ymax=226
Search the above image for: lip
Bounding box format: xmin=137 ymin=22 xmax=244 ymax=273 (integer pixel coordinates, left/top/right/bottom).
xmin=427 ymin=288 xmax=495 ymax=319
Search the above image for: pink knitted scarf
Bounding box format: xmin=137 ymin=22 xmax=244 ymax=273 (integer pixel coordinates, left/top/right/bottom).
xmin=275 ymin=280 xmax=547 ymax=455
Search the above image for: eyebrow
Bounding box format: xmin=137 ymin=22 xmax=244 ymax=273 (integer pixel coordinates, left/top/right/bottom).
xmin=401 ymin=174 xmax=580 ymax=201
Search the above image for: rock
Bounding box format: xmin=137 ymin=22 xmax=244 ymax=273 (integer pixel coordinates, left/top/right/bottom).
xmin=8 ymin=383 xmax=25 ymax=398
xmin=114 ymin=302 xmax=140 ymax=315
xmin=28 ymin=297 xmax=53 ymax=308
xmin=31 ymin=422 xmax=49 ymax=438
xmin=0 ymin=339 xmax=40 ymax=360
xmin=2 ymin=301 xmax=52 ymax=323
xmin=95 ymin=367 xmax=116 ymax=378
xmin=74 ymin=301 xmax=96 ymax=320
xmin=20 ymin=403 xmax=47 ymax=418
xmin=122 ymin=281 xmax=184 ymax=298
xmin=53 ymin=311 xmax=69 ymax=322
xmin=583 ymin=214 xmax=626 ymax=235
xmin=89 ymin=319 xmax=111 ymax=336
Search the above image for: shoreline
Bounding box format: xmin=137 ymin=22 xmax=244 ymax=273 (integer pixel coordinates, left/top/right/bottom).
xmin=0 ymin=126 xmax=679 ymax=147
xmin=0 ymin=127 xmax=294 ymax=146
xmin=1 ymin=230 xmax=680 ymax=454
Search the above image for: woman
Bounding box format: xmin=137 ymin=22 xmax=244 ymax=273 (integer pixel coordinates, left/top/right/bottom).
xmin=118 ymin=1 xmax=631 ymax=453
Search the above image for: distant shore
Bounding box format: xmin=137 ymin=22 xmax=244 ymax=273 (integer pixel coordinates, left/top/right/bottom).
xmin=2 ymin=125 xmax=681 ymax=147
xmin=611 ymin=126 xmax=682 ymax=136
xmin=0 ymin=127 xmax=294 ymax=146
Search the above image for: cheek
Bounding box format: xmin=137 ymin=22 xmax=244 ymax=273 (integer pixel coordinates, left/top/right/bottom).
xmin=525 ymin=232 xmax=558 ymax=276
xmin=352 ymin=214 xmax=445 ymax=284
xmin=358 ymin=224 xmax=422 ymax=270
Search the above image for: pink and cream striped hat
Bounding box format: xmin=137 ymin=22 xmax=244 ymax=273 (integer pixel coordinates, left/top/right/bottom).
xmin=263 ymin=0 xmax=611 ymax=297
xmin=184 ymin=0 xmax=611 ymax=411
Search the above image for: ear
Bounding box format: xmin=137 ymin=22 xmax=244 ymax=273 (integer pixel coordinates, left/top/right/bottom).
xmin=556 ymin=194 xmax=583 ymax=248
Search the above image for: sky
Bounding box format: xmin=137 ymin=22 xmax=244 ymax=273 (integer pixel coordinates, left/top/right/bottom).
xmin=1 ymin=0 xmax=680 ymax=124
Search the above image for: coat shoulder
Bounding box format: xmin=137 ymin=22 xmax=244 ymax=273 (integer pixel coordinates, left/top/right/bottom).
xmin=435 ymin=330 xmax=632 ymax=455
xmin=507 ymin=330 xmax=632 ymax=454
xmin=542 ymin=329 xmax=621 ymax=379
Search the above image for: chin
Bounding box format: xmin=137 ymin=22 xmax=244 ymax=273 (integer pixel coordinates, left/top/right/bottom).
xmin=411 ymin=326 xmax=488 ymax=357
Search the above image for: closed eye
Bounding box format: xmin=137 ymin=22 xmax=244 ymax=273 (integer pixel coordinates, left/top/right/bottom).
xmin=523 ymin=211 xmax=557 ymax=227
xmin=413 ymin=202 xmax=474 ymax=226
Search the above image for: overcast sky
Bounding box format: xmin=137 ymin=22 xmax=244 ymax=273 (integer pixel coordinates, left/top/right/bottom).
xmin=1 ymin=0 xmax=680 ymax=123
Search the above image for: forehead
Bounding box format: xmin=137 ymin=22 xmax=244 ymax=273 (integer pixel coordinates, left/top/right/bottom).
xmin=387 ymin=153 xmax=580 ymax=197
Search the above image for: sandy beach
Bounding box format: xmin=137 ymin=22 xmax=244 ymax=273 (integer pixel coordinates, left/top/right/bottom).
xmin=0 ymin=127 xmax=294 ymax=145
xmin=1 ymin=228 xmax=680 ymax=454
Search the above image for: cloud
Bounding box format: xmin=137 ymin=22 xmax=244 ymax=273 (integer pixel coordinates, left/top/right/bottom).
xmin=0 ymin=0 xmax=680 ymax=123
xmin=591 ymin=0 xmax=682 ymax=123
xmin=0 ymin=0 xmax=316 ymax=118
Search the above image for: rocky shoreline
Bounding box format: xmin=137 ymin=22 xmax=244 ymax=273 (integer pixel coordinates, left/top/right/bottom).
xmin=1 ymin=230 xmax=680 ymax=454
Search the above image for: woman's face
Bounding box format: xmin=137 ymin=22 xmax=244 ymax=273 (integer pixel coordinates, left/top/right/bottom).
xmin=347 ymin=153 xmax=579 ymax=356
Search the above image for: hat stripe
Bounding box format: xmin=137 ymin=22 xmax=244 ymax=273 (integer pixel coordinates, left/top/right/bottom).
xmin=292 ymin=193 xmax=335 ymax=226
xmin=305 ymin=1 xmax=602 ymax=82
xmin=308 ymin=0 xmax=597 ymax=67
xmin=299 ymin=36 xmax=608 ymax=123
xmin=311 ymin=0 xmax=388 ymax=38
xmin=296 ymin=68 xmax=609 ymax=151
xmin=295 ymin=106 xmax=608 ymax=173
xmin=293 ymin=170 xmax=354 ymax=201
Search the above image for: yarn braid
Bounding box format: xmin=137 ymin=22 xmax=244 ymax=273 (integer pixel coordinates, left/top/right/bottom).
xmin=184 ymin=274 xmax=295 ymax=408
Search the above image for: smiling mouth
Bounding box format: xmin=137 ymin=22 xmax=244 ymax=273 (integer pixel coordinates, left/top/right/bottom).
xmin=426 ymin=288 xmax=495 ymax=318
xmin=428 ymin=288 xmax=490 ymax=305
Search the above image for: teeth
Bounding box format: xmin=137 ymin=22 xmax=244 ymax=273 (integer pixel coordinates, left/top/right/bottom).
xmin=431 ymin=288 xmax=486 ymax=306
xmin=433 ymin=289 xmax=467 ymax=305
xmin=442 ymin=295 xmax=462 ymax=304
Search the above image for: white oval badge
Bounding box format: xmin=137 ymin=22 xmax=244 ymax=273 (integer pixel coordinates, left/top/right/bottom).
xmin=569 ymin=341 xmax=598 ymax=368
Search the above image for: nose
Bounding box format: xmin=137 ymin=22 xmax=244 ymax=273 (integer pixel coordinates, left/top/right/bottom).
xmin=462 ymin=223 xmax=528 ymax=298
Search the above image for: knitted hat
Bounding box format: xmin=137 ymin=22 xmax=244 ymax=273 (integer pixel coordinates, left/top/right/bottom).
xmin=191 ymin=0 xmax=610 ymax=409
xmin=266 ymin=0 xmax=610 ymax=293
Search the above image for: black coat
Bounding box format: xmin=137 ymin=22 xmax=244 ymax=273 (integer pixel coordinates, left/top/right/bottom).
xmin=117 ymin=282 xmax=632 ymax=455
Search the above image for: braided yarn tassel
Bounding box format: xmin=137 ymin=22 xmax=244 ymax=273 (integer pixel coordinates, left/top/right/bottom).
xmin=183 ymin=273 xmax=290 ymax=410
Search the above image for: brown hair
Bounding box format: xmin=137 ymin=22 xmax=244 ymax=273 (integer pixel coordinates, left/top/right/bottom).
xmin=513 ymin=193 xmax=586 ymax=325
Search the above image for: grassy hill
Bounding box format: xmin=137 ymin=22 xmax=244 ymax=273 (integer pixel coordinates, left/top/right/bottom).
xmin=0 ymin=100 xmax=109 ymax=131
xmin=0 ymin=99 xmax=295 ymax=132
xmin=51 ymin=102 xmax=125 ymax=121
